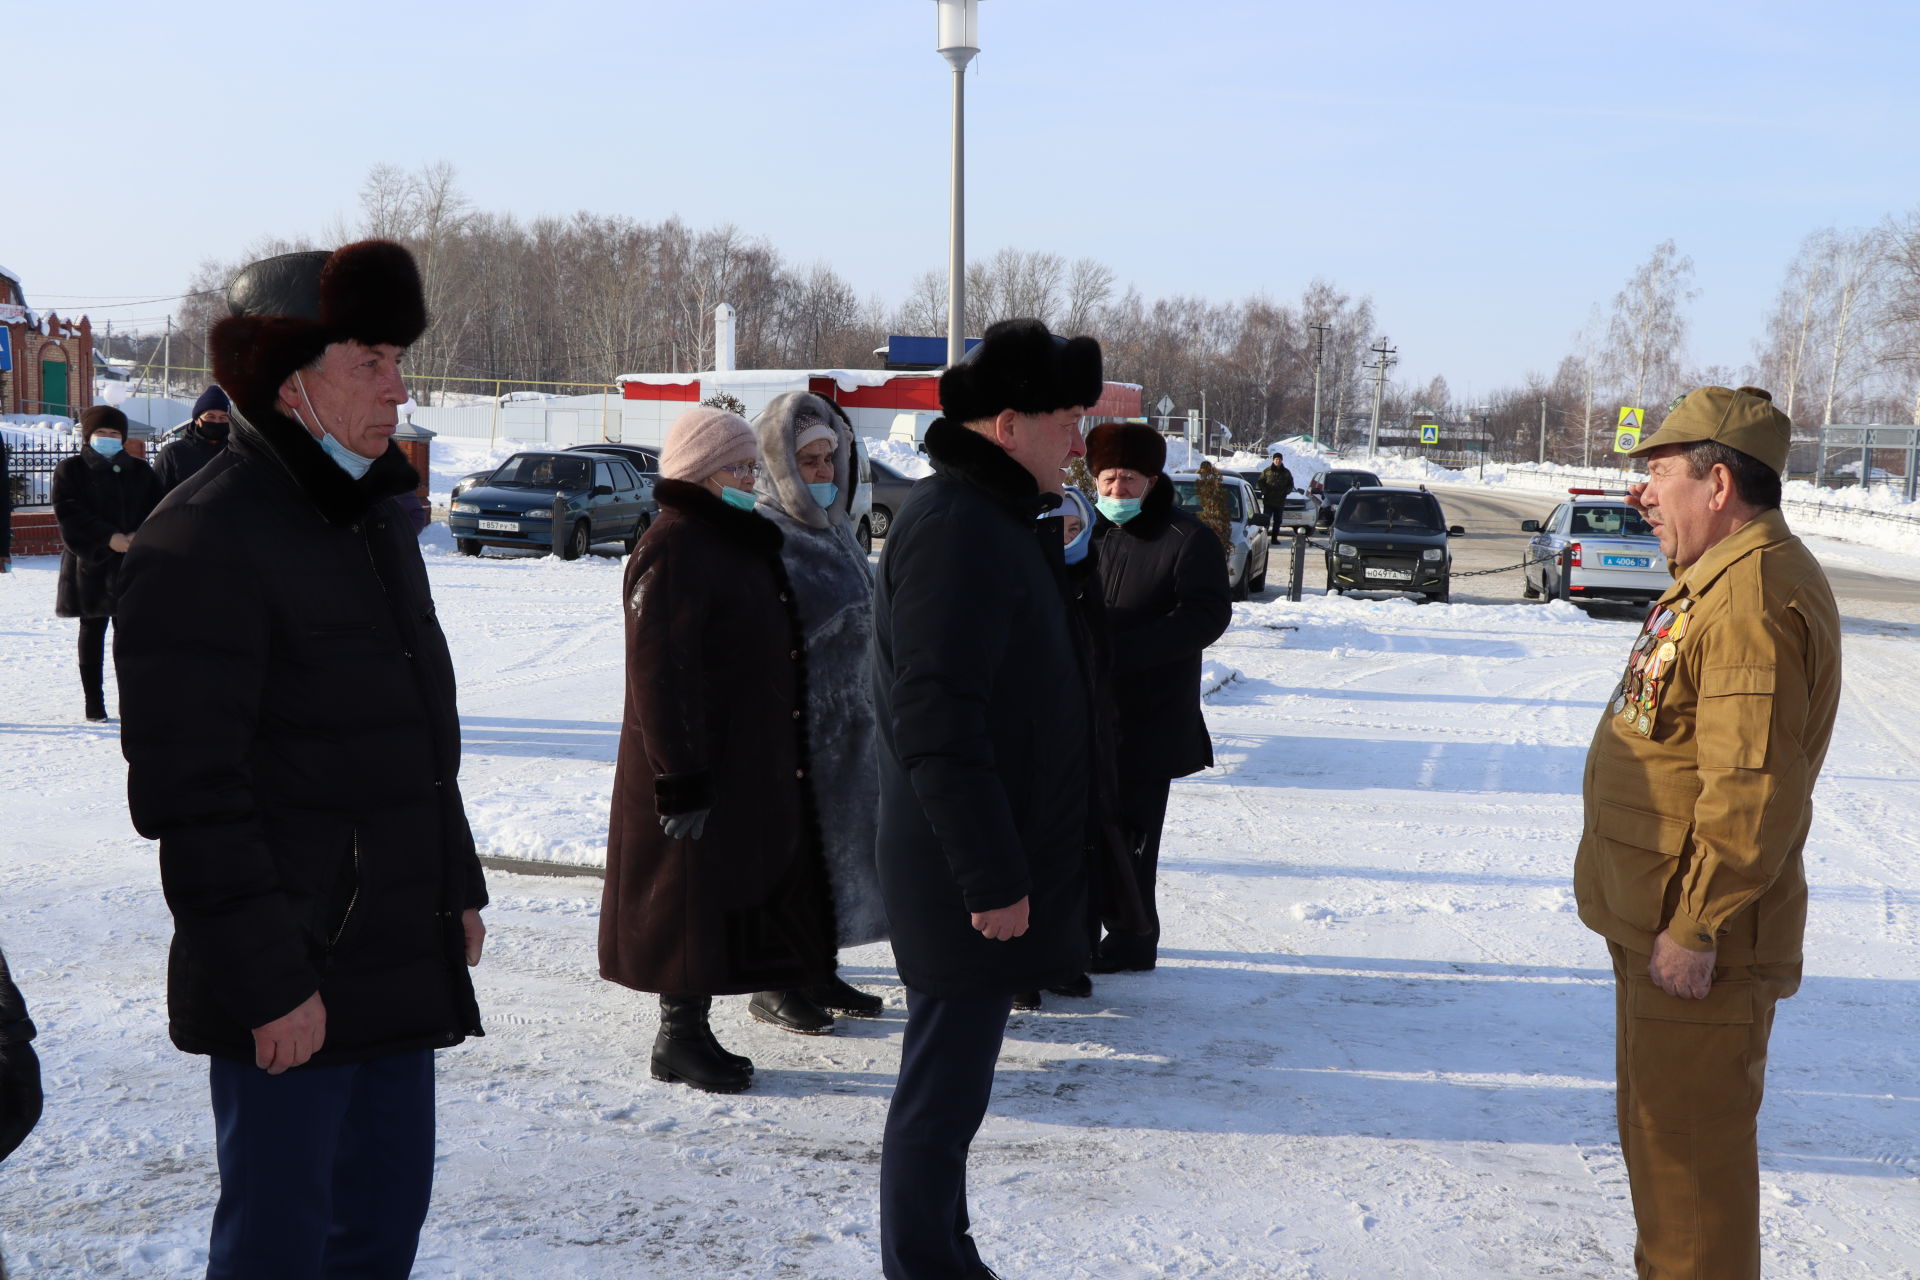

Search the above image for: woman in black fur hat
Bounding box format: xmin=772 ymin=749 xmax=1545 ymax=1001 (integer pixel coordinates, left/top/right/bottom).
xmin=52 ymin=404 xmax=161 ymax=721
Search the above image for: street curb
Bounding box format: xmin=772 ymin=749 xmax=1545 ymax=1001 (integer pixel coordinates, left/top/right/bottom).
xmin=480 ymin=854 xmax=603 ymax=880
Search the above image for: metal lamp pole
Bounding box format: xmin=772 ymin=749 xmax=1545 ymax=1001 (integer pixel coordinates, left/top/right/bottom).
xmin=935 ymin=0 xmax=981 ymax=369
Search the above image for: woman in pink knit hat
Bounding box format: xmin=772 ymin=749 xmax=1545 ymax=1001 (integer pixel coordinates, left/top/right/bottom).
xmin=598 ymin=406 xmax=839 ymax=1093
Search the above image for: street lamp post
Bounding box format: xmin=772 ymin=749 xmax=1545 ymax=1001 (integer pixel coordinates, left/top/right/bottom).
xmin=935 ymin=0 xmax=981 ymax=369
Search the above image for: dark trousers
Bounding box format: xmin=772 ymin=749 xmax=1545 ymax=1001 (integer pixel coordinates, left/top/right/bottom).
xmin=207 ymin=1050 xmax=435 ymax=1280
xmin=1098 ymin=776 xmax=1171 ymax=966
xmin=77 ymin=616 xmax=109 ymax=711
xmin=880 ymin=987 xmax=1015 ymax=1279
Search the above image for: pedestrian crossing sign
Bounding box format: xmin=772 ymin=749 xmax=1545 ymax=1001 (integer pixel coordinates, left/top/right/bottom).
xmin=1614 ymin=426 xmax=1642 ymax=453
xmin=1419 ymin=424 xmax=1439 ymax=444
xmin=1617 ymin=406 xmax=1643 ymax=429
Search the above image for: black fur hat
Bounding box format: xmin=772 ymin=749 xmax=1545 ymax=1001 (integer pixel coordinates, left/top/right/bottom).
xmin=938 ymin=318 xmax=1103 ymax=424
xmin=209 ymin=240 xmax=427 ymax=416
xmin=1086 ymin=421 xmax=1167 ymax=477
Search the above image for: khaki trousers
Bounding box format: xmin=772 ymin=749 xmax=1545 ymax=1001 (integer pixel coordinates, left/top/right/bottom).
xmin=1608 ymin=942 xmax=1800 ymax=1280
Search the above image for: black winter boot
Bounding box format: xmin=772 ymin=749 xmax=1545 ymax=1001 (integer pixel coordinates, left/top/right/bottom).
xmin=652 ymin=996 xmax=752 ymax=1093
xmin=748 ymin=988 xmax=835 ymax=1035
xmin=802 ymin=970 xmax=884 ymax=1017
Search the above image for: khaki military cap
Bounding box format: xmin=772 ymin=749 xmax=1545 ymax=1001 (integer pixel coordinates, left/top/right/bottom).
xmin=1628 ymin=385 xmax=1791 ymax=473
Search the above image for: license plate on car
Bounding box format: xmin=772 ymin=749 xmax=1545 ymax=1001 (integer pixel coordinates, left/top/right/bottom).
xmin=1364 ymin=567 xmax=1413 ymax=581
xmin=478 ymin=519 xmax=520 ymax=532
xmin=1601 ymin=555 xmax=1651 ymax=568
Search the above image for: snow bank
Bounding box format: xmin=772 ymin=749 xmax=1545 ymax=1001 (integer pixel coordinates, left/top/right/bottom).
xmin=867 ymin=438 xmax=934 ymax=479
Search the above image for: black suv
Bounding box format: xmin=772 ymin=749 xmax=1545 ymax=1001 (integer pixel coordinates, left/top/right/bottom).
xmin=1310 ymin=468 xmax=1382 ymax=528
xmin=1324 ymin=486 xmax=1464 ymax=602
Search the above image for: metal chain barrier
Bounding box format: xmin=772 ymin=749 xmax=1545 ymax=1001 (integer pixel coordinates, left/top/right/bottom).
xmin=1277 ymin=523 xmax=1570 ymax=602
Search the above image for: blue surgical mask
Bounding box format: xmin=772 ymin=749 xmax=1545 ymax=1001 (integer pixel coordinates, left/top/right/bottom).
xmin=808 ymin=481 xmax=839 ymax=509
xmin=720 ymin=485 xmax=758 ymax=512
xmin=295 ymin=371 xmax=377 ymax=480
xmin=1096 ymin=495 xmax=1143 ymax=524
xmin=91 ymin=436 xmax=124 ymax=458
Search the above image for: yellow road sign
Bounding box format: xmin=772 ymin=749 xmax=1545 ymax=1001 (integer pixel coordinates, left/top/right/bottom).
xmin=1614 ymin=426 xmax=1643 ymax=453
xmin=1419 ymin=424 xmax=1439 ymax=444
xmin=1618 ymin=406 xmax=1643 ymax=429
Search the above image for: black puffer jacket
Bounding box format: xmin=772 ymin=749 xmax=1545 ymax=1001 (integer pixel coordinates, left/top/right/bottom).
xmin=53 ymin=445 xmax=162 ymax=618
xmin=153 ymin=422 xmax=229 ymax=494
xmin=115 ymin=404 xmax=487 ymax=1066
xmin=0 ymin=944 xmax=41 ymax=1163
xmin=873 ymin=420 xmax=1090 ymax=996
xmin=1092 ymin=478 xmax=1233 ymax=785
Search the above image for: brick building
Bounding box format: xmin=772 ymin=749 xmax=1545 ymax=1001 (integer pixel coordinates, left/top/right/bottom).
xmin=1 ymin=263 xmax=95 ymax=418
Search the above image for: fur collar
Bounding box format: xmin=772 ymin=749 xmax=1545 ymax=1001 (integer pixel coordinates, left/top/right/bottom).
xmin=229 ymin=403 xmax=419 ymax=528
xmin=654 ymin=478 xmax=786 ymax=555
xmin=1097 ymin=470 xmax=1177 ymax=536
xmin=923 ymin=418 xmax=1055 ymax=518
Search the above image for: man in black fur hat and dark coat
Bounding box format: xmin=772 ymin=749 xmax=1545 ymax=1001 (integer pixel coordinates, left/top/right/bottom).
xmin=1085 ymin=422 xmax=1232 ymax=973
xmin=873 ymin=317 xmax=1102 ymax=1279
xmin=114 ymin=240 xmax=488 ymax=1279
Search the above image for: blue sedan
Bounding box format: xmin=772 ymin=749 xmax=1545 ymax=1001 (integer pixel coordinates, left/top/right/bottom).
xmin=448 ymin=451 xmax=652 ymax=560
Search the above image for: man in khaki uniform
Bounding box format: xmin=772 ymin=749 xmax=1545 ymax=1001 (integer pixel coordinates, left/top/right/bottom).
xmin=1574 ymin=385 xmax=1841 ymax=1280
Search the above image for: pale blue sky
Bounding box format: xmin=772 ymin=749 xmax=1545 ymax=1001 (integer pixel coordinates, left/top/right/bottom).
xmin=10 ymin=0 xmax=1918 ymax=394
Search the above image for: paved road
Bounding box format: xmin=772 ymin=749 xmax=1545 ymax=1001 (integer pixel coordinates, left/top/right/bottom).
xmin=1256 ymin=483 xmax=1920 ymax=626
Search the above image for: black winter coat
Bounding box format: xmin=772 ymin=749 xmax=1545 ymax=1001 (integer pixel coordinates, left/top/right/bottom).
xmin=599 ymin=480 xmax=836 ymax=997
xmin=153 ymin=423 xmax=228 ymax=494
xmin=0 ymin=944 xmax=41 ymax=1163
xmin=114 ymin=405 xmax=487 ymax=1066
xmin=1093 ymin=478 xmax=1233 ymax=785
xmin=53 ymin=446 xmax=162 ymax=618
xmin=873 ymin=420 xmax=1091 ymax=996
xmin=1 ymin=443 xmax=13 ymax=561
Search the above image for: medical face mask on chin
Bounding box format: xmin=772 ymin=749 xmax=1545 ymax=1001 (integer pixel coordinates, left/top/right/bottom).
xmin=720 ymin=485 xmax=759 ymax=512
xmin=90 ymin=436 xmax=125 ymax=458
xmin=295 ymin=371 xmax=376 ymax=481
xmin=1096 ymin=494 xmax=1144 ymax=524
xmin=807 ymin=481 xmax=839 ymax=509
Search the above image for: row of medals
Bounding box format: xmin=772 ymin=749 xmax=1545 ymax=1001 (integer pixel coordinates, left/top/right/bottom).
xmin=1613 ymin=600 xmax=1691 ymax=738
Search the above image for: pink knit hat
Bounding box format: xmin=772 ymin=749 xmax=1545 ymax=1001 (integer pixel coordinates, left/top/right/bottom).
xmin=659 ymin=407 xmax=757 ymax=482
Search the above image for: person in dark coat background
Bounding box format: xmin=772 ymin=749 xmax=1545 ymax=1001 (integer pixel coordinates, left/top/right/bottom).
xmin=599 ymin=406 xmax=837 ymax=1095
xmin=153 ymin=385 xmax=233 ymax=494
xmin=1013 ymin=484 xmax=1151 ymax=1012
xmin=53 ymin=405 xmax=162 ymax=721
xmin=1255 ymin=450 xmax=1295 ymax=528
xmin=0 ymin=943 xmax=42 ymax=1166
xmin=752 ymin=391 xmax=890 ymax=1019
xmin=1 ymin=436 xmax=13 ymax=574
xmin=114 ymin=241 xmax=488 ymax=1280
xmin=873 ymin=318 xmax=1102 ymax=1280
xmin=1087 ymin=422 xmax=1233 ymax=973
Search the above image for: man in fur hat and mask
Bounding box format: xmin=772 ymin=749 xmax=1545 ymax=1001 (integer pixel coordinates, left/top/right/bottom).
xmin=1082 ymin=422 xmax=1232 ymax=975
xmin=872 ymin=317 xmax=1102 ymax=1279
xmin=114 ymin=241 xmax=488 ymax=1279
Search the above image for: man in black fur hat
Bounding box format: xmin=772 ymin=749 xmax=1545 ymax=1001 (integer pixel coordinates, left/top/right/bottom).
xmin=1083 ymin=422 xmax=1231 ymax=974
xmin=872 ymin=317 xmax=1102 ymax=1279
xmin=114 ymin=241 xmax=487 ymax=1279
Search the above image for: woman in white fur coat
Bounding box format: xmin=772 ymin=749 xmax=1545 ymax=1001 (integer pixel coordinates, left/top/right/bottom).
xmin=752 ymin=391 xmax=891 ymax=1021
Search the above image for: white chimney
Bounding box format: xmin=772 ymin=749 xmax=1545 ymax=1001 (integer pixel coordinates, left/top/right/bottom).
xmin=714 ymin=303 xmax=736 ymax=373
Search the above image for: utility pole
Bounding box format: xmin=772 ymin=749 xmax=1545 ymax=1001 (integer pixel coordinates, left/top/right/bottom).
xmin=1200 ymin=389 xmax=1209 ymax=457
xmin=1538 ymin=397 xmax=1547 ymax=464
xmin=1364 ymin=340 xmax=1396 ymax=456
xmin=1309 ymin=323 xmax=1330 ymax=445
xmin=163 ymin=316 xmax=173 ymax=402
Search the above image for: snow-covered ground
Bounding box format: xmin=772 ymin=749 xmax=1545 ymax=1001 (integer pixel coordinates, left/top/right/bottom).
xmin=1 ymin=533 xmax=1916 ymax=1277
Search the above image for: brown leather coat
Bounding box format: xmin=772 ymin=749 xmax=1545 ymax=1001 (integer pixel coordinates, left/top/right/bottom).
xmin=1575 ymin=510 xmax=1841 ymax=965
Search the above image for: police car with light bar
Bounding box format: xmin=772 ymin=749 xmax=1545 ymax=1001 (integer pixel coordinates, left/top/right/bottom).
xmin=1519 ymin=488 xmax=1668 ymax=606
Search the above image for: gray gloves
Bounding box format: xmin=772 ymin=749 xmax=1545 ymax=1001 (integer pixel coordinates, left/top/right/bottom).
xmin=659 ymin=809 xmax=710 ymax=841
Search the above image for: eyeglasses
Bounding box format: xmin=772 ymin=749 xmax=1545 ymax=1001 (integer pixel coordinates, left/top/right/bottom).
xmin=718 ymin=463 xmax=761 ymax=479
